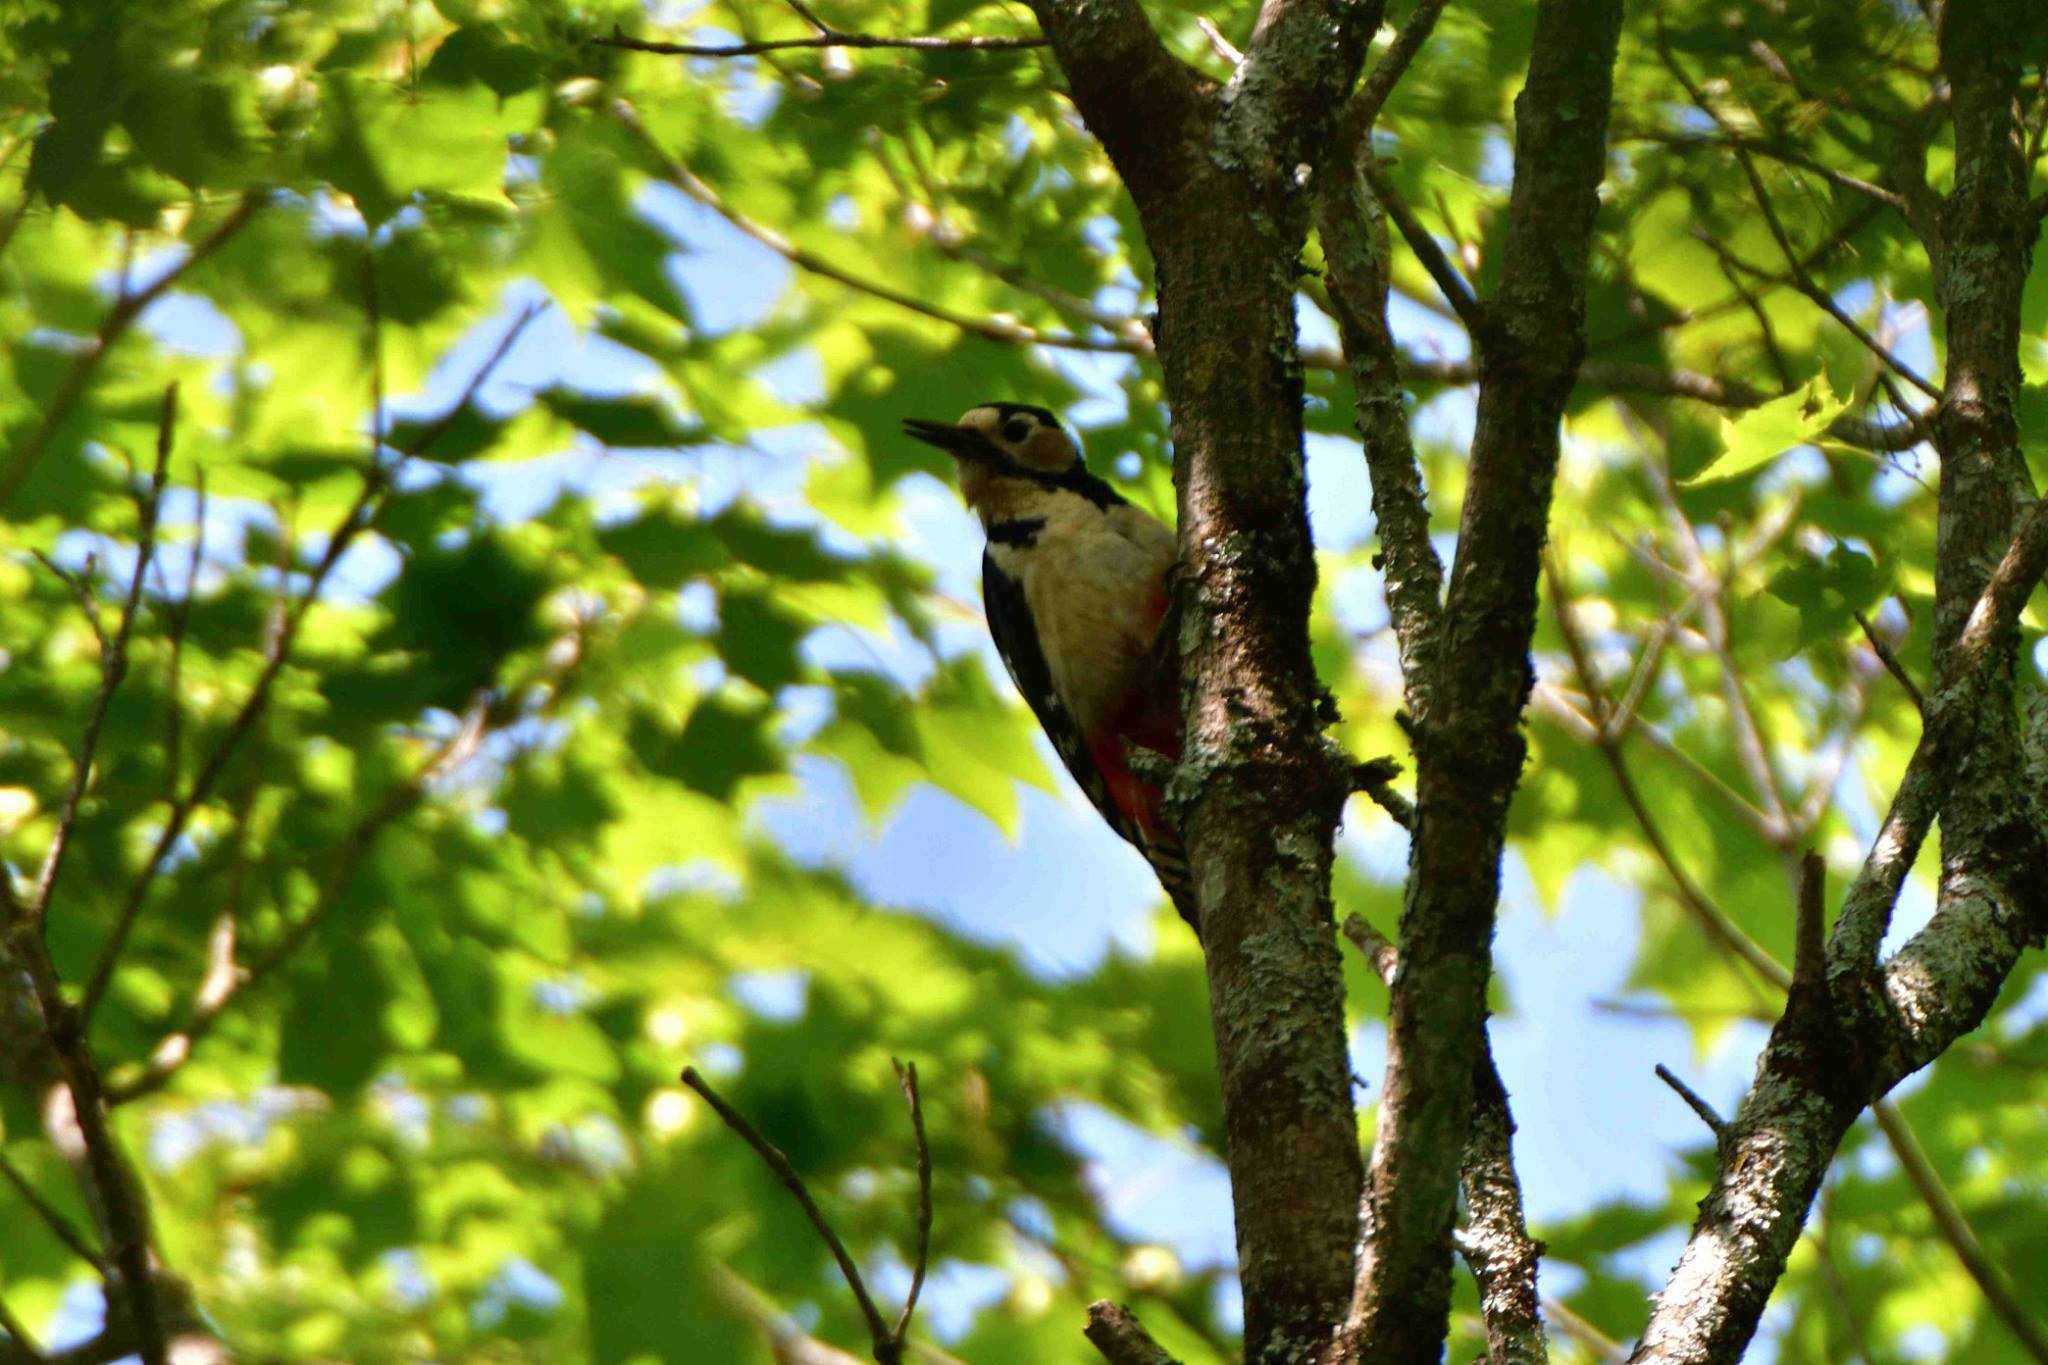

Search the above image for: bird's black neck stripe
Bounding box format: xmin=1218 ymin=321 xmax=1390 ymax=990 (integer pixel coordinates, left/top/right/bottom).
xmin=988 ymin=516 xmax=1046 ymax=547
xmin=1036 ymin=462 xmax=1124 ymax=509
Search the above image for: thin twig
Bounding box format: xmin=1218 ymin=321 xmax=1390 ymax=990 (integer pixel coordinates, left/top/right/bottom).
xmin=1193 ymin=17 xmax=1242 ymax=68
xmin=1341 ymin=0 xmax=1450 ymax=142
xmin=30 ymin=386 xmax=174 ymax=923
xmin=1543 ymin=1297 xmax=1625 ymax=1361
xmin=594 ymin=25 xmax=1044 ymax=58
xmin=1791 ymin=851 xmax=1827 ymax=998
xmin=1654 ymin=1064 xmax=1729 ymax=1139
xmin=157 ymin=464 xmax=205 ymax=798
xmin=1855 ymin=608 xmax=1925 ymax=712
xmin=1361 ymin=158 xmax=1483 ymax=332
xmin=1872 ymin=1101 xmax=2048 ymax=1363
xmin=709 ymin=1263 xmax=866 ymax=1365
xmin=1350 ymin=757 xmax=1415 ymax=829
xmin=682 ymin=1066 xmax=902 ymax=1364
xmin=889 ymin=1061 xmax=932 ymax=1349
xmin=0 ymin=196 xmax=260 ymax=507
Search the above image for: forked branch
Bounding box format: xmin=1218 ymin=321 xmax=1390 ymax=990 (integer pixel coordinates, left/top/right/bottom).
xmin=681 ymin=1061 xmax=935 ymax=1365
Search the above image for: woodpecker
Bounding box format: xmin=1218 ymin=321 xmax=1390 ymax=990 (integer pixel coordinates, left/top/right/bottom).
xmin=903 ymin=404 xmax=1198 ymax=937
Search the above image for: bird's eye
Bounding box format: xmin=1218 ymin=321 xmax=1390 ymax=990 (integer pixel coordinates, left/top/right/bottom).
xmin=1001 ymin=417 xmax=1034 ymax=444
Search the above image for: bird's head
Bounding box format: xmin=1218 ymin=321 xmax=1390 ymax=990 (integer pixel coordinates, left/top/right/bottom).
xmin=902 ymin=404 xmax=1079 ymax=507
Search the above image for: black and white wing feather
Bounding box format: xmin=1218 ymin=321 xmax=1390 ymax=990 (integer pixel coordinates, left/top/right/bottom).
xmin=980 ymin=550 xmax=1130 ymax=844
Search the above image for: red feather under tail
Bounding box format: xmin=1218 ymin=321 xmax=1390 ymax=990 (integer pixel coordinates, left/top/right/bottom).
xmin=1087 ymin=708 xmax=1200 ymax=939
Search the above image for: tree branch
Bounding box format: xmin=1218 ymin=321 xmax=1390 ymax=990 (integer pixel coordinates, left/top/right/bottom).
xmin=28 ymin=386 xmax=174 ymax=926
xmin=1349 ymin=5 xmax=1621 ymax=1352
xmin=1871 ymin=1100 xmax=2048 ymax=1363
xmin=1653 ymin=1064 xmax=1729 ymax=1140
xmin=1028 ymin=2 xmax=1382 ymax=1358
xmin=1340 ymin=0 xmax=1450 ymax=143
xmin=1083 ymin=1302 xmax=1179 ymax=1365
xmin=1316 ymin=145 xmax=1447 ymax=723
xmin=1341 ymin=917 xmax=1548 ymax=1365
xmin=682 ymin=1061 xmax=935 ymax=1365
xmin=1855 ymin=607 xmax=1925 ymax=712
xmin=1635 ymin=11 xmax=2048 ymax=1342
xmin=889 ymin=1060 xmax=932 ymax=1348
xmin=1361 ymin=159 xmax=1483 ymax=333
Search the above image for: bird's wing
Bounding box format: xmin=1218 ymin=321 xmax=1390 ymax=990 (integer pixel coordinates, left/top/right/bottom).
xmin=982 ymin=550 xmax=1201 ymax=936
xmin=981 ymin=549 xmax=1129 ymax=840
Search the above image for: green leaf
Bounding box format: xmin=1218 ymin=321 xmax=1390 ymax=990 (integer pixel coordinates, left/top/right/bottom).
xmin=1768 ymin=544 xmax=1892 ymax=651
xmin=538 ymin=388 xmax=701 ymax=449
xmin=1689 ymin=377 xmax=1849 ymax=484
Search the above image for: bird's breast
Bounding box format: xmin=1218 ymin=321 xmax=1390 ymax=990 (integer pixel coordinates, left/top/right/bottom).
xmin=995 ymin=516 xmax=1173 ymax=733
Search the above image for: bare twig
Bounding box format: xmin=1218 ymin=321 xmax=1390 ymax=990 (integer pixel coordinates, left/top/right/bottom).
xmin=29 ymin=386 xmax=175 ymax=924
xmin=890 ymin=1060 xmax=932 ymax=1348
xmin=710 ymin=1264 xmax=866 ymax=1365
xmin=1342 ymin=0 xmax=1450 ymax=141
xmin=1083 ymin=1302 xmax=1179 ymax=1365
xmin=1361 ymin=158 xmax=1483 ymax=332
xmin=1871 ymin=1101 xmax=2048 ymax=1363
xmin=679 ymin=1064 xmax=913 ymax=1365
xmin=1544 ymin=1297 xmax=1624 ymax=1361
xmin=1653 ymin=1064 xmax=1729 ymax=1139
xmin=0 ymin=197 xmax=260 ymax=508
xmin=593 ymin=25 xmax=1044 ymax=59
xmin=1340 ymin=914 xmax=1401 ymax=982
xmin=1193 ymin=17 xmax=1242 ymax=68
xmin=1791 ymin=851 xmax=1827 ymax=998
xmin=1856 ymin=607 xmax=1925 ymax=712
xmin=1350 ymin=757 xmax=1415 ymax=829
xmin=157 ymin=466 xmax=206 ymax=798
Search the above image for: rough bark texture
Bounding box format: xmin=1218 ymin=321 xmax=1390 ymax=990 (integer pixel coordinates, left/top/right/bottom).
xmin=1343 ymin=917 xmax=1548 ymax=1363
xmin=1314 ymin=148 xmax=1446 ymax=724
xmin=1023 ymin=5 xmax=1379 ymax=1359
xmin=1631 ymin=6 xmax=2048 ymax=1359
xmin=1460 ymin=1056 xmax=1549 ymax=1365
xmin=1347 ymin=1 xmax=1622 ymax=1358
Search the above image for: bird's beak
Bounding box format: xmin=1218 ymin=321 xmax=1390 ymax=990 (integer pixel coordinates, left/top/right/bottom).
xmin=902 ymin=417 xmax=998 ymax=463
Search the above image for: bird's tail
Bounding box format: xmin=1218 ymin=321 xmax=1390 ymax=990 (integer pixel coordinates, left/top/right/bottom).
xmin=1142 ymin=831 xmax=1202 ymax=943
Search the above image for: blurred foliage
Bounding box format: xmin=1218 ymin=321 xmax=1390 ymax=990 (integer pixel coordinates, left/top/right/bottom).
xmin=0 ymin=0 xmax=2039 ymax=1362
